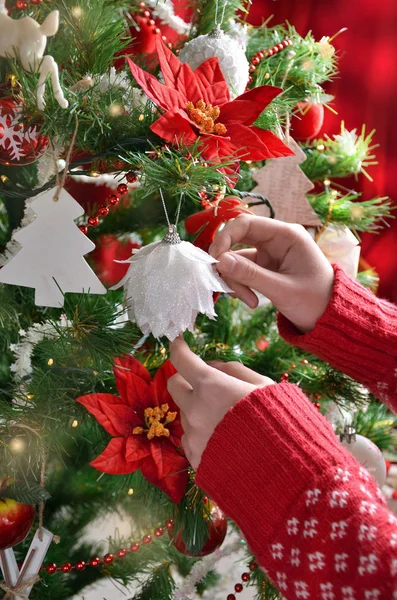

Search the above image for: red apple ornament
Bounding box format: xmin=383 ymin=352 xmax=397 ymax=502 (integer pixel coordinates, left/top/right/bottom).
xmin=290 ymin=101 xmax=324 ymax=140
xmin=169 ymin=501 xmax=227 ymax=557
xmin=0 ymin=497 xmax=36 ymax=549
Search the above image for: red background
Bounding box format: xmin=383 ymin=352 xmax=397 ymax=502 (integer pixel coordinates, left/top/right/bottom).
xmin=248 ymin=0 xmax=397 ymax=301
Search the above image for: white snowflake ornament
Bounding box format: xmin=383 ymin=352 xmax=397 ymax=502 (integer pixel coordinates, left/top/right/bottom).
xmin=179 ymin=26 xmax=249 ymax=98
xmin=112 ymin=226 xmax=231 ymax=341
xmin=0 ymin=99 xmax=48 ymax=165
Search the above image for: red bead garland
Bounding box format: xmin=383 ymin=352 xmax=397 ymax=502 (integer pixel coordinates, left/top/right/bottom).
xmin=80 ymin=173 xmax=137 ymax=233
xmin=12 ymin=0 xmax=42 ymax=10
xmin=137 ymin=2 xmax=173 ymax=48
xmin=41 ymin=519 xmax=170 ymax=576
xmin=226 ymin=561 xmax=258 ymax=599
xmin=247 ymin=39 xmax=293 ymax=87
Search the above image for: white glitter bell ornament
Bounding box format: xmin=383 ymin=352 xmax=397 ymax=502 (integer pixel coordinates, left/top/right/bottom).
xmin=112 ymin=221 xmax=231 ymax=341
xmin=340 ymin=426 xmax=387 ymax=487
xmin=179 ymin=25 xmax=249 ymax=98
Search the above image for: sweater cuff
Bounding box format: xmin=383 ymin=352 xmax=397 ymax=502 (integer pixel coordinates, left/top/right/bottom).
xmin=196 ymin=383 xmax=357 ymax=557
xmin=277 ymin=264 xmax=397 ymax=405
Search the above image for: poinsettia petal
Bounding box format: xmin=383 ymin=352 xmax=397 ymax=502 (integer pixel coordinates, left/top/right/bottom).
xmin=225 ymin=122 xmax=293 ymax=160
xmin=220 ymin=86 xmax=282 ymax=126
xmin=200 ymin=135 xmax=236 ymax=161
xmin=249 ymin=126 xmax=295 ymax=159
xmin=185 ymin=209 xmax=213 ymax=234
xmin=156 ymin=39 xmax=202 ymax=106
xmin=194 ymin=57 xmax=230 ymax=106
xmin=77 ymin=393 xmax=134 ymax=436
xmin=125 ymin=435 xmax=151 ymax=462
xmin=91 ymin=438 xmax=141 ymax=474
xmin=156 ymin=37 xmax=184 ymax=91
xmin=141 ymin=440 xmax=189 ymax=503
xmin=150 ymin=110 xmax=198 ymax=146
xmin=113 ymin=355 xmax=151 ymax=402
xmin=112 ymin=356 xmax=152 ymax=412
xmin=151 ymin=360 xmax=176 ymax=407
xmin=126 ymin=56 xmax=184 ymax=111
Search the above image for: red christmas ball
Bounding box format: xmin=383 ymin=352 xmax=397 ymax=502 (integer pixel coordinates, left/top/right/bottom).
xmin=0 ymin=94 xmax=49 ymax=166
xmin=0 ymin=498 xmax=36 ymax=549
xmin=290 ymin=101 xmax=325 ymax=140
xmin=169 ymin=501 xmax=227 ymax=557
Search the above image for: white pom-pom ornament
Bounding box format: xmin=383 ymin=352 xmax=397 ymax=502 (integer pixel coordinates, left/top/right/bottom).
xmin=112 ymin=225 xmax=231 ymax=341
xmin=179 ymin=26 xmax=249 ymax=98
xmin=341 ymin=431 xmax=387 ymax=487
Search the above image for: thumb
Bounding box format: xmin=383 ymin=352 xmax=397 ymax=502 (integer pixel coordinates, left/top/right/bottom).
xmin=217 ymin=252 xmax=284 ymax=300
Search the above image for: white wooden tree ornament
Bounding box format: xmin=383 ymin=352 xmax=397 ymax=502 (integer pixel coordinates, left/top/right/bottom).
xmin=0 ymin=188 xmax=107 ymax=307
xmin=0 ymin=528 xmax=52 ymax=600
xmin=249 ymin=138 xmax=321 ymax=227
xmin=0 ymin=1 xmax=68 ymax=110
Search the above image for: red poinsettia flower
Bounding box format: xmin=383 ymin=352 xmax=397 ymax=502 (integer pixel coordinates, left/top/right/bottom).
xmin=185 ymin=196 xmax=251 ymax=251
xmin=77 ymin=356 xmax=189 ymax=503
xmin=127 ymin=38 xmax=294 ymax=162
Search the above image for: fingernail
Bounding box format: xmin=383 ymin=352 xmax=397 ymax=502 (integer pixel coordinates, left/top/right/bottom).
xmin=209 ymin=243 xmax=217 ymax=257
xmin=218 ymin=253 xmax=236 ymax=274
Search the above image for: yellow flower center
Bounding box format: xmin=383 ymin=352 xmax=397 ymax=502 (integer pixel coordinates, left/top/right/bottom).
xmin=133 ymin=403 xmax=177 ymax=440
xmin=186 ymin=99 xmax=227 ymax=135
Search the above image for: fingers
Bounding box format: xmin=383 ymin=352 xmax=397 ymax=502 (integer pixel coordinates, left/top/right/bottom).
xmin=167 ymin=372 xmax=192 ymax=412
xmin=208 ymin=360 xmax=271 ymax=386
xmin=209 ymin=215 xmax=289 ymax=258
xmin=216 ymin=252 xmax=285 ymax=300
xmin=169 ymin=337 xmax=210 ymax=387
xmin=221 ymin=275 xmax=259 ymax=308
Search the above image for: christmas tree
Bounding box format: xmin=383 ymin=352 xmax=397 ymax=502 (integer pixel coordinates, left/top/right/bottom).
xmin=0 ymin=1 xmax=395 ymax=599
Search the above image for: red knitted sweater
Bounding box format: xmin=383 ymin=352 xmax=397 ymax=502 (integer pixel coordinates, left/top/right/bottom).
xmin=196 ymin=265 xmax=397 ymax=600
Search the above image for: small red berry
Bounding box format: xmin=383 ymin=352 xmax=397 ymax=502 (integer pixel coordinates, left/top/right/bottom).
xmin=89 ymin=557 xmax=101 ymax=567
xmin=142 ymin=535 xmax=152 ymax=544
xmin=98 ymin=205 xmax=109 ymax=217
xmin=117 ymin=183 xmax=128 ymax=196
xmin=75 ymin=561 xmax=86 ymax=571
xmin=88 ymin=216 xmax=99 ymax=227
xmin=108 ymin=194 xmax=120 ymax=206
xmin=46 ymin=563 xmax=57 ymax=574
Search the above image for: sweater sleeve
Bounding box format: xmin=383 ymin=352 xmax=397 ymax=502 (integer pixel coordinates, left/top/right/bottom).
xmin=196 ymin=383 xmax=397 ymax=600
xmin=278 ymin=264 xmax=397 ymax=411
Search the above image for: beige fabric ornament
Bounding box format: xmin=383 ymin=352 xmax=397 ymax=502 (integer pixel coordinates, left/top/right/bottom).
xmin=316 ymin=223 xmax=361 ymax=277
xmin=249 ymin=138 xmax=321 ymax=226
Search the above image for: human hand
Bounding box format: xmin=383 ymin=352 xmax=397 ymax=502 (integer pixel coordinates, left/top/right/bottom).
xmin=210 ymin=215 xmax=334 ymax=333
xmin=168 ymin=337 xmax=273 ymax=470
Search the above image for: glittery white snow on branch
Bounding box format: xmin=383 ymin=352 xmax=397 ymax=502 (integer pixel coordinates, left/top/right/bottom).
xmin=147 ymin=0 xmax=190 ymax=35
xmin=10 ymin=317 xmax=70 ymax=380
xmin=173 ymin=538 xmax=243 ymax=600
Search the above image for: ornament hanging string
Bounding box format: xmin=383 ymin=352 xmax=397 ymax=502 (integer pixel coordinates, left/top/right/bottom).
xmin=52 ymin=114 xmax=79 ymax=202
xmin=214 ymin=0 xmax=227 ymax=29
xmin=159 ymin=188 xmax=183 ymax=229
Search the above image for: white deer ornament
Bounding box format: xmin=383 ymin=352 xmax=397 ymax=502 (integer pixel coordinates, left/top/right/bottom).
xmin=0 ymin=0 xmax=68 ymax=110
